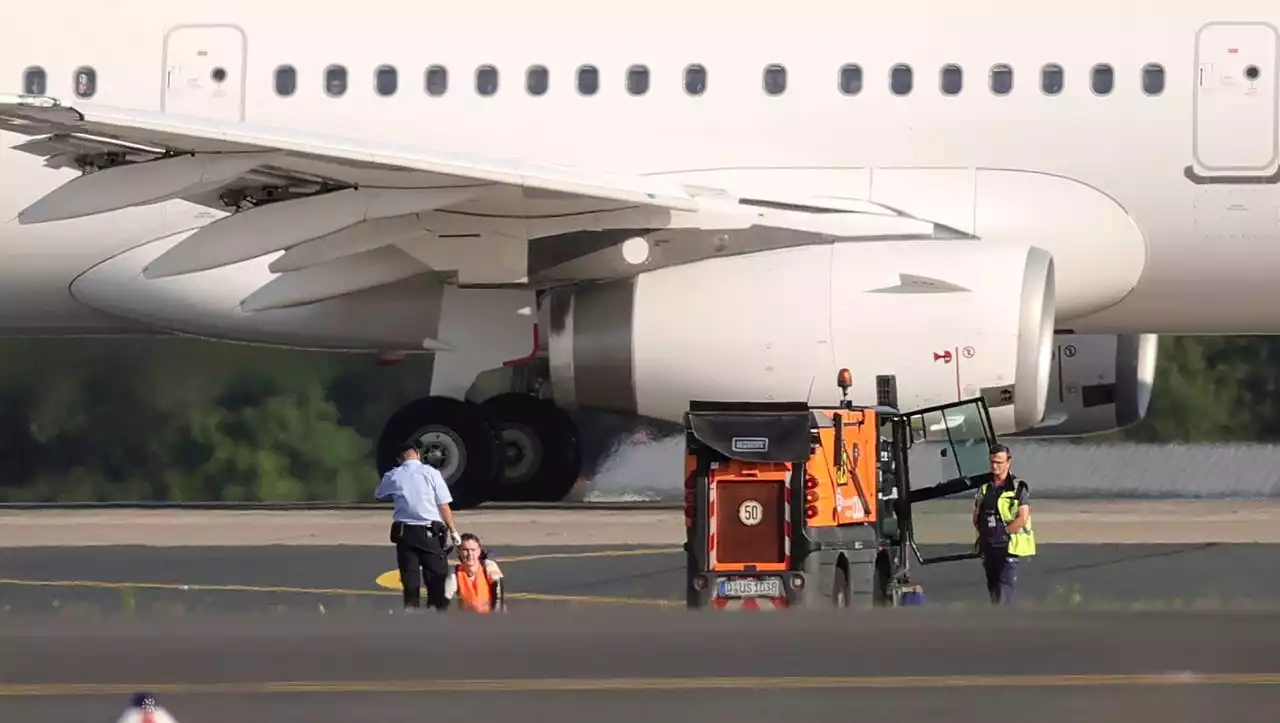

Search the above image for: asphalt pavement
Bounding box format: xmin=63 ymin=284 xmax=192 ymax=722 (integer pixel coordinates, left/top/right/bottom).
xmin=1 ymin=609 xmax=1279 ymax=722
xmin=0 ymin=542 xmax=1278 ymax=722
xmin=0 ymin=542 xmax=1277 ymax=613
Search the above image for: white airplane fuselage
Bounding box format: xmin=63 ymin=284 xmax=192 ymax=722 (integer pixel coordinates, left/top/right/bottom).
xmin=4 ymin=1 xmax=1280 ymax=334
xmin=0 ymin=0 xmax=1276 ymax=503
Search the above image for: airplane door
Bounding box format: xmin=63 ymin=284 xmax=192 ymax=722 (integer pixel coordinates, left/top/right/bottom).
xmin=161 ymin=25 xmax=247 ymax=121
xmin=1193 ymin=22 xmax=1279 ymax=174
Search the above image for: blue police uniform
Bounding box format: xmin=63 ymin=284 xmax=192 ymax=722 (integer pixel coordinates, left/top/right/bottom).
xmin=375 ymin=453 xmax=455 ymax=610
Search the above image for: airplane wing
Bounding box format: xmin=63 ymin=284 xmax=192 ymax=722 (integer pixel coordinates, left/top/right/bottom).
xmin=0 ymin=94 xmax=714 ymax=216
xmin=0 ymin=95 xmax=946 ymax=311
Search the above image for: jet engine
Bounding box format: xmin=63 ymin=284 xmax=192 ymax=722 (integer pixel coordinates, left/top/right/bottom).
xmin=1009 ymin=332 xmax=1158 ymax=437
xmin=543 ymin=239 xmax=1056 ymax=436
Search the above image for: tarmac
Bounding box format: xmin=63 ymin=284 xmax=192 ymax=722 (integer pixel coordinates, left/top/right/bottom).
xmin=0 ymin=501 xmax=1278 ymax=722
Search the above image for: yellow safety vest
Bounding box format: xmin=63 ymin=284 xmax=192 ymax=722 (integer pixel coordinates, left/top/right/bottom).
xmin=975 ymin=480 xmax=1036 ymax=557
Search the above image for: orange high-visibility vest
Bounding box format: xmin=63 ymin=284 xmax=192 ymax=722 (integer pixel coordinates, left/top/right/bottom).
xmin=455 ymin=566 xmax=493 ymax=613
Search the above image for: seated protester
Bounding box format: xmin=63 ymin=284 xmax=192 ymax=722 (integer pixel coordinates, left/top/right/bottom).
xmin=444 ymin=532 xmax=505 ymax=613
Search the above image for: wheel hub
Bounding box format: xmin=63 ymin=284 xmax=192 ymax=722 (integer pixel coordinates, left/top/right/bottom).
xmin=498 ymin=422 xmax=543 ymax=485
xmin=411 ymin=426 xmax=467 ymax=484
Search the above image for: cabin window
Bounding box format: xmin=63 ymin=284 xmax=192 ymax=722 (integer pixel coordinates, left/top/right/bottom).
xmin=73 ymin=66 xmax=97 ymax=99
xmin=890 ymin=64 xmax=913 ymax=95
xmin=324 ymin=65 xmax=347 ymax=97
xmin=375 ymin=65 xmax=397 ymax=96
xmin=476 ymin=65 xmax=498 ymax=96
xmin=990 ymin=64 xmax=1013 ymax=95
xmin=626 ymin=65 xmax=650 ymax=96
xmin=940 ymin=64 xmax=963 ymax=95
xmin=273 ymin=65 xmax=296 ymax=96
xmin=577 ymin=65 xmax=599 ymax=95
xmin=764 ymin=64 xmax=787 ymax=95
xmin=1091 ymin=63 xmax=1114 ymax=95
xmin=22 ymin=66 xmax=46 ymax=95
xmin=684 ymin=64 xmax=707 ymax=95
xmin=526 ymin=65 xmax=549 ymax=96
xmin=425 ymin=65 xmax=448 ymax=96
xmin=1142 ymin=63 xmax=1165 ymax=96
xmin=839 ymin=64 xmax=863 ymax=95
xmin=1040 ymin=63 xmax=1064 ymax=95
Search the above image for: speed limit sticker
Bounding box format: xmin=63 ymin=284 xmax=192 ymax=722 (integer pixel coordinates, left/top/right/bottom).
xmin=738 ymin=500 xmax=764 ymax=526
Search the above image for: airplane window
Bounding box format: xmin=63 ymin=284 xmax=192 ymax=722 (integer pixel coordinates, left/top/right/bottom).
xmin=73 ymin=66 xmax=97 ymax=99
xmin=627 ymin=65 xmax=650 ymax=96
xmin=375 ymin=65 xmax=397 ymax=96
xmin=526 ymin=65 xmax=549 ymax=96
xmin=273 ymin=65 xmax=296 ymax=97
xmin=890 ymin=64 xmax=912 ymax=95
xmin=684 ymin=64 xmax=707 ymax=95
xmin=989 ymin=64 xmax=1013 ymax=95
xmin=425 ymin=65 xmax=448 ymax=96
xmin=476 ymin=65 xmax=499 ymax=96
xmin=764 ymin=64 xmax=786 ymax=96
xmin=940 ymin=64 xmax=962 ymax=96
xmin=22 ymin=66 xmax=46 ymax=95
xmin=839 ymin=64 xmax=863 ymax=95
xmin=1040 ymin=63 xmax=1064 ymax=95
xmin=577 ymin=65 xmax=599 ymax=95
xmin=324 ymin=65 xmax=347 ymax=97
xmin=1091 ymin=63 xmax=1114 ymax=95
xmin=1142 ymin=63 xmax=1165 ymax=96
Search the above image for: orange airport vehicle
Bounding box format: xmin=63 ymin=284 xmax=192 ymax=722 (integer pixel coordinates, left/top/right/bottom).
xmin=682 ymin=368 xmax=1001 ymax=610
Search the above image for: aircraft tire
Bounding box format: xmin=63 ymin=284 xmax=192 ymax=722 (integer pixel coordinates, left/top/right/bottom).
xmin=481 ymin=393 xmax=583 ymax=502
xmin=376 ymin=395 xmax=504 ymax=511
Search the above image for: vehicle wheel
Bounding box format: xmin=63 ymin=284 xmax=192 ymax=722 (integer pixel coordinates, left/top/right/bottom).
xmin=873 ymin=551 xmax=893 ymax=606
xmin=376 ymin=396 xmax=503 ymax=510
xmin=832 ymin=563 xmax=850 ymax=608
xmin=482 ymin=393 xmax=582 ymax=502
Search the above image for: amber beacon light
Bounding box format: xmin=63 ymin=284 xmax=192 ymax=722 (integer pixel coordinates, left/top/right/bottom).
xmin=837 ymin=368 xmax=852 ymax=392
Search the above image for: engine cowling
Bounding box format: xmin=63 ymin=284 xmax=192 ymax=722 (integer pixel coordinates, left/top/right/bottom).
xmin=543 ymin=239 xmax=1056 ymax=435
xmin=1009 ymin=333 xmax=1158 ymax=437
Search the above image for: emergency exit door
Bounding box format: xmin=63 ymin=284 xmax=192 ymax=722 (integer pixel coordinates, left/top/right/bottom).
xmin=1193 ymin=22 xmax=1279 ymax=172
xmin=161 ymin=25 xmax=247 ymax=121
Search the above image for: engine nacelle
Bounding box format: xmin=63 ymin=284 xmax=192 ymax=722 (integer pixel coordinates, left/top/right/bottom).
xmin=1009 ymin=333 xmax=1158 ymax=438
xmin=543 ymin=239 xmax=1056 ymax=436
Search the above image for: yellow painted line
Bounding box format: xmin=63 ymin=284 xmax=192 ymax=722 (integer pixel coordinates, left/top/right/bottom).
xmin=0 ymin=578 xmax=674 ymax=607
xmin=375 ymin=546 xmax=682 ymax=591
xmin=1 ymin=673 xmax=1279 ymax=697
xmin=499 ymin=547 xmax=683 ymax=563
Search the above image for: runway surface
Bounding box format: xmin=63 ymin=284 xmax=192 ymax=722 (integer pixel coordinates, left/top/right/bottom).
xmin=0 ymin=542 xmax=1278 ymax=613
xmin=1 ymin=609 xmax=1279 ymax=722
xmin=0 ymin=517 xmax=1278 ymax=721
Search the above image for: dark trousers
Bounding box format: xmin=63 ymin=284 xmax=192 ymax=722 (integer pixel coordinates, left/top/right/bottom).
xmin=980 ymin=544 xmax=1019 ymax=605
xmin=390 ymin=522 xmax=448 ymax=610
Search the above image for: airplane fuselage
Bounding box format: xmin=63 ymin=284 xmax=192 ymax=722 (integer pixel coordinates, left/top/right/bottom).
xmin=2 ymin=0 xmax=1280 ymax=337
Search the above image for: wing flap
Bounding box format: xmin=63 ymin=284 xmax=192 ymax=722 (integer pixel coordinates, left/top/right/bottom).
xmin=239 ymin=245 xmax=431 ymax=312
xmin=142 ymin=186 xmax=480 ymax=279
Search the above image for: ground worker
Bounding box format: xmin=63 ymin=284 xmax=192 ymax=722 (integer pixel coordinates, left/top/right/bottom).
xmin=116 ymin=692 xmax=178 ymax=723
xmin=445 ymin=532 xmax=506 ymax=613
xmin=375 ymin=443 xmax=462 ymax=611
xmin=972 ymin=443 xmax=1035 ymax=604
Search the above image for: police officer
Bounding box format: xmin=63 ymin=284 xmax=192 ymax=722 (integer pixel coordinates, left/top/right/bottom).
xmin=375 ymin=442 xmax=462 ymax=611
xmin=972 ymin=443 xmax=1036 ymax=605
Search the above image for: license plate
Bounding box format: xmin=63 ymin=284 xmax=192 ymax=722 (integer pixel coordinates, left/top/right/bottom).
xmin=718 ymin=577 xmax=783 ymax=598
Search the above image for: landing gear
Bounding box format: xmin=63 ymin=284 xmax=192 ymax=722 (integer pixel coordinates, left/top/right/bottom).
xmin=481 ymin=393 xmax=582 ymax=503
xmin=376 ymin=396 xmax=503 ymax=511
xmin=376 ymin=393 xmax=583 ymax=508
